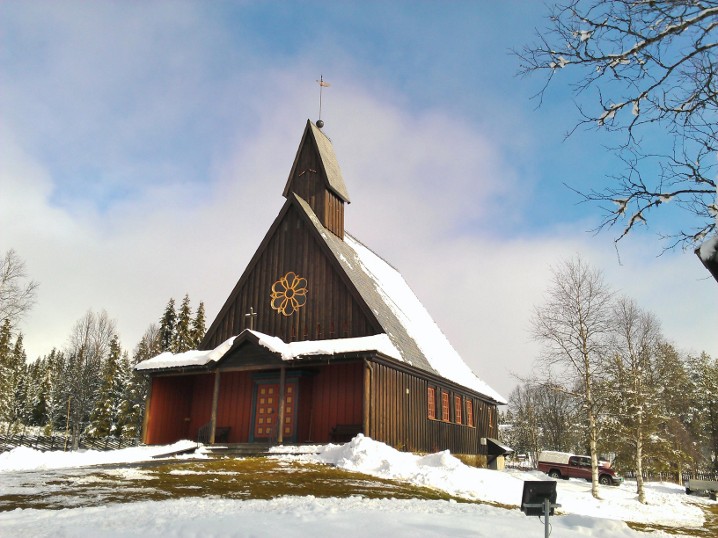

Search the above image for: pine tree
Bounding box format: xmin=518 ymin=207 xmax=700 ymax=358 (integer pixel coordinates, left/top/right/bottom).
xmin=191 ymin=301 xmax=206 ymax=348
xmin=173 ymin=294 xmax=193 ymax=353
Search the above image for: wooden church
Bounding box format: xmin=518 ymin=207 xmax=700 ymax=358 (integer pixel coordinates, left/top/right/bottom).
xmin=137 ymin=119 xmax=507 ymax=464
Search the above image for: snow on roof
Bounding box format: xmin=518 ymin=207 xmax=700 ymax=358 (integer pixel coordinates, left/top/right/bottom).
xmin=698 ymin=234 xmax=718 ymax=263
xmin=344 ymin=234 xmax=506 ymax=404
xmin=250 ymin=331 xmax=401 ymax=362
xmin=135 ymin=331 xmax=401 ymax=371
xmin=134 ymin=336 xmax=238 ymax=371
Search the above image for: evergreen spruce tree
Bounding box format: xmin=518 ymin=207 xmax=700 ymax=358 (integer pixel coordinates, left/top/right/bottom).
xmin=27 ymin=358 xmax=49 ymax=427
xmin=41 ymin=348 xmax=67 ymax=435
xmin=124 ymin=324 xmax=160 ymax=440
xmin=159 ymin=299 xmax=176 ymax=352
xmin=191 ymin=301 xmax=206 ymax=348
xmin=0 ymin=319 xmax=13 ymax=428
xmin=687 ymin=352 xmax=718 ymax=472
xmin=1 ymin=332 xmax=29 ymax=434
xmin=113 ymin=351 xmax=134 ymax=439
xmin=173 ymin=294 xmax=194 ymax=353
xmin=653 ymin=343 xmax=698 ymax=484
xmin=88 ymin=335 xmax=122 ymax=438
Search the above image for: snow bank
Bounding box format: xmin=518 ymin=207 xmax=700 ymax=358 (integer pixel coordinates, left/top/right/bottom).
xmin=0 ymin=440 xmax=200 ymax=472
xmin=277 ymin=435 xmax=707 ymax=529
xmin=278 ymin=434 xmax=527 ymax=506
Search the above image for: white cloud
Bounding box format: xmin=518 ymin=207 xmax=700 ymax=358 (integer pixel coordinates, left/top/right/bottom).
xmin=1 ymin=4 xmax=715 ymax=403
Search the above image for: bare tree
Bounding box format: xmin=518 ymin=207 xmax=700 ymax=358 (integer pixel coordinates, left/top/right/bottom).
xmin=606 ymin=297 xmax=662 ymax=503
xmin=532 ymin=256 xmax=614 ymax=498
xmin=0 ymin=249 xmax=39 ymax=324
xmin=506 ymin=383 xmax=542 ymax=466
xmin=536 ymin=382 xmax=582 ymax=452
xmin=517 ymin=1 xmax=718 ymax=279
xmin=506 ymin=380 xmax=581 ymax=465
xmin=63 ymin=310 xmax=117 ymax=449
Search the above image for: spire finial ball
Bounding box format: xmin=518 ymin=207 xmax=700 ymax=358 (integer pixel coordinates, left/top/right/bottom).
xmin=316 ymin=119 xmax=324 ymax=129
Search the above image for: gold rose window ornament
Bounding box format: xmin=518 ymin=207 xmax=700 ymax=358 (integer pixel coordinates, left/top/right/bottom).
xmin=270 ymin=272 xmax=308 ymax=316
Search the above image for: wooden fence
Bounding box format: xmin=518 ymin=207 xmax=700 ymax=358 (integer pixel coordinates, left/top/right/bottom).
xmin=506 ymin=462 xmax=718 ymax=484
xmin=622 ymin=470 xmax=718 ymax=483
xmin=0 ymin=433 xmax=140 ymax=453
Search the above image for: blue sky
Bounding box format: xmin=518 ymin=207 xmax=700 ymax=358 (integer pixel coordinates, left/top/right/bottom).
xmin=1 ymin=1 xmax=715 ymax=400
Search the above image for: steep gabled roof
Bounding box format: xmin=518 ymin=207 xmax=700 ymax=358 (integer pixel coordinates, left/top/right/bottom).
xmin=284 ymin=120 xmax=350 ymax=203
xmin=292 ymin=195 xmax=506 ymax=404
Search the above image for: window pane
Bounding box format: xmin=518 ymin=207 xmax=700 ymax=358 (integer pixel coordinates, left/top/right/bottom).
xmin=427 ymin=387 xmax=436 ymax=419
xmin=441 ymin=392 xmax=450 ymax=422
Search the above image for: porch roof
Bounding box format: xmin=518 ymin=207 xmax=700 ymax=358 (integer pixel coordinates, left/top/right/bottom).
xmin=135 ymin=330 xmax=400 ymax=372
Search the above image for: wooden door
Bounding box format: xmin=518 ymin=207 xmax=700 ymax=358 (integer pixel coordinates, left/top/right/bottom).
xmin=253 ymin=382 xmax=297 ymax=441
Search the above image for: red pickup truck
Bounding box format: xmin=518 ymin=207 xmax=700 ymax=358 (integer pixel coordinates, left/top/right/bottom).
xmin=537 ymin=451 xmax=623 ymax=486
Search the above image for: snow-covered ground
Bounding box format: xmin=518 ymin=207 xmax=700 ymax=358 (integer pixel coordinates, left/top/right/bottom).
xmin=0 ymin=435 xmax=711 ymax=537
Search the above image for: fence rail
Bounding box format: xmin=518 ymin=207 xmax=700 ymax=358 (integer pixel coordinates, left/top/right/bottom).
xmin=0 ymin=433 xmax=141 ymax=453
xmin=622 ymin=470 xmax=718 ymax=483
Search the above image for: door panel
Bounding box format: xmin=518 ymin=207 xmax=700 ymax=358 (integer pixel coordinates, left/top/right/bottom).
xmin=253 ymin=382 xmax=297 ymax=441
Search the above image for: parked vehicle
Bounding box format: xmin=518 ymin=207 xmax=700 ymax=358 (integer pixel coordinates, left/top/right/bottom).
xmin=537 ymin=450 xmax=623 ymax=486
xmin=686 ymin=479 xmax=718 ymax=500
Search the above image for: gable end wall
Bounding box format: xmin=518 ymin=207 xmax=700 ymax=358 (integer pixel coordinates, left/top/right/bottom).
xmin=204 ymin=204 xmax=378 ymax=348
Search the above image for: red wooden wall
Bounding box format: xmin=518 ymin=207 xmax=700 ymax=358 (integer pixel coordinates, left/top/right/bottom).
xmin=306 ymin=362 xmax=363 ymax=443
xmin=145 ymin=362 xmax=365 ymax=445
xmin=214 ymin=371 xmax=254 ymax=443
xmin=145 ymin=375 xmax=193 ymax=445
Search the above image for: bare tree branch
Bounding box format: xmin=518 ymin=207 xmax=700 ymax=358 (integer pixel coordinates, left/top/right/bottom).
xmin=516 ymin=0 xmax=718 ymax=260
xmin=0 ymin=249 xmax=39 ymax=325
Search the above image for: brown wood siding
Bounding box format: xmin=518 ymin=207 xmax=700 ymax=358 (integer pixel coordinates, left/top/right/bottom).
xmin=145 ymin=376 xmax=193 ymax=445
xmin=203 ymin=203 xmax=377 ymax=349
xmin=214 ymin=371 xmax=254 ymax=443
xmin=187 ymin=374 xmax=214 ymax=441
xmin=297 ymin=375 xmax=314 ymax=442
xmin=308 ymin=362 xmax=363 ymax=442
xmin=324 ymin=191 xmax=344 ymax=239
xmin=283 ymin=133 xmax=344 ymax=238
xmin=365 ymin=361 xmax=497 ymax=455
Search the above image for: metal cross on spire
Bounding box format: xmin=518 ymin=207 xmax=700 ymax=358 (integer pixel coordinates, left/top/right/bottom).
xmin=316 ymin=75 xmax=330 ymax=128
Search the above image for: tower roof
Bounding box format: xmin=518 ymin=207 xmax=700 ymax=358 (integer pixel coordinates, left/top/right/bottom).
xmin=283 ymin=120 xmax=350 ymax=203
